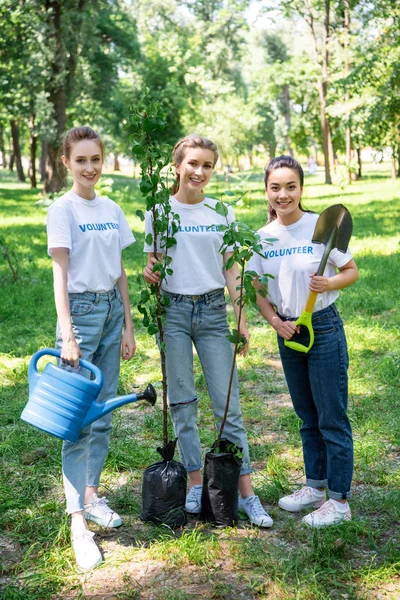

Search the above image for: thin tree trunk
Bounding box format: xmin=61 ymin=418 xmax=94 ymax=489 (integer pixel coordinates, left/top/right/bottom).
xmin=282 ymin=84 xmax=293 ymax=157
xmin=0 ymin=126 xmax=7 ymax=168
xmin=391 ymin=152 xmax=397 ymax=179
xmin=356 ymin=147 xmax=362 ymax=179
xmin=397 ymin=146 xmax=400 ymax=178
xmin=308 ymin=1 xmax=332 ymax=184
xmin=114 ymin=153 xmax=121 ymax=171
xmin=344 ymin=0 xmax=351 ymax=183
xmin=40 ymin=140 xmax=48 ymax=181
xmin=43 ymin=0 xmax=67 ymax=194
xmin=10 ymin=120 xmax=25 ymax=182
xmin=28 ymin=113 xmax=37 ymax=188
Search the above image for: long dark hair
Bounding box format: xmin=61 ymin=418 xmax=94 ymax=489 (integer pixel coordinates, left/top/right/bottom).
xmin=264 ymin=155 xmax=307 ymax=222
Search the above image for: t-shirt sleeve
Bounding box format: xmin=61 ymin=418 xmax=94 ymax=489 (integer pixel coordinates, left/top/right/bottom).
xmin=328 ymin=247 xmax=353 ymax=268
xmin=118 ymin=207 xmax=135 ymax=249
xmin=247 ymin=248 xmax=262 ymax=275
xmin=47 ymin=204 xmax=72 ymax=256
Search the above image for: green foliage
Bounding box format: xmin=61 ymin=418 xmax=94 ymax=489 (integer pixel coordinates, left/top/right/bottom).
xmin=129 ymin=90 xmax=179 ymax=339
xmin=128 ymin=90 xmax=179 ymax=445
xmin=1 ymin=167 xmax=400 ymax=599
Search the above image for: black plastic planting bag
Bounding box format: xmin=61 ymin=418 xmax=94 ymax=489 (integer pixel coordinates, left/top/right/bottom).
xmin=200 ymin=438 xmax=243 ymax=527
xmin=140 ymin=439 xmax=187 ymax=527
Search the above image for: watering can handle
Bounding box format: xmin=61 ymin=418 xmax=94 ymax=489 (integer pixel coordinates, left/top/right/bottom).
xmin=29 ymin=348 xmax=103 ymax=386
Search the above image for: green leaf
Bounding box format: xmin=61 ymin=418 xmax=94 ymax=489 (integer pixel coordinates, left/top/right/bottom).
xmin=136 ymin=209 xmax=145 ymax=221
xmin=165 ymin=237 xmax=177 ymax=248
xmin=145 ymin=233 xmax=153 ymax=246
xmin=214 ymin=201 xmax=229 ymax=217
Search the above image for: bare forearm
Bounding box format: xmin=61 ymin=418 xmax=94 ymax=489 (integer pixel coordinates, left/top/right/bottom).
xmin=117 ymin=266 xmax=134 ymax=333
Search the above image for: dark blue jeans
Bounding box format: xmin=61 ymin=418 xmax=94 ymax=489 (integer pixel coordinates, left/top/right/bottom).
xmin=277 ymin=304 xmax=353 ymax=500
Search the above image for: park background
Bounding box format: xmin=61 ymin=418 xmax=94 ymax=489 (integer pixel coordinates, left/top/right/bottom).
xmin=0 ymin=1 xmax=399 ymax=599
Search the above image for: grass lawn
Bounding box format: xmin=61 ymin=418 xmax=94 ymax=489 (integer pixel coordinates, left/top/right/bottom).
xmin=0 ymin=165 xmax=399 ymax=599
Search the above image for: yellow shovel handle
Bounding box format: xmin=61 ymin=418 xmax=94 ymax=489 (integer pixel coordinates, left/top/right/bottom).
xmin=284 ymin=291 xmax=318 ymax=353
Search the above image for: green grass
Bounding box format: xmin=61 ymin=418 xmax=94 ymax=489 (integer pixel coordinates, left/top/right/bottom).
xmin=0 ymin=165 xmax=399 ymax=599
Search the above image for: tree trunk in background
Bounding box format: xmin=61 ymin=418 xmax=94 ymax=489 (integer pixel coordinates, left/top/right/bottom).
xmin=10 ymin=120 xmax=25 ymax=182
xmin=397 ymin=146 xmax=400 ymax=178
xmin=308 ymin=0 xmax=332 ymax=184
xmin=40 ymin=140 xmax=48 ymax=181
xmin=356 ymin=147 xmax=362 ymax=179
xmin=114 ymin=153 xmax=121 ymax=171
xmin=9 ymin=149 xmax=15 ymax=171
xmin=43 ymin=1 xmax=67 ymax=193
xmin=0 ymin=126 xmax=7 ymax=168
xmin=344 ymin=0 xmax=352 ymax=184
xmin=282 ymin=84 xmax=293 ymax=157
xmin=28 ymin=113 xmax=37 ymax=188
xmin=391 ymin=151 xmax=397 ymax=179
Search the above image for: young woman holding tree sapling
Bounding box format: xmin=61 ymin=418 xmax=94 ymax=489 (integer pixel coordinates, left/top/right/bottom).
xmin=143 ymin=134 xmax=273 ymax=528
xmin=248 ymin=155 xmax=358 ymax=528
xmin=47 ymin=126 xmax=136 ymax=569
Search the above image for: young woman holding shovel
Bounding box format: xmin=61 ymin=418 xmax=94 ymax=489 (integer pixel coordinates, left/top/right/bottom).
xmin=248 ymin=155 xmax=358 ymax=528
xmin=143 ymin=134 xmax=273 ymax=528
xmin=47 ymin=126 xmax=136 ymax=569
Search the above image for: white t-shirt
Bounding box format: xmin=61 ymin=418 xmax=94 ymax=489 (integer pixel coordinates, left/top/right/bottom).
xmin=247 ymin=212 xmax=353 ymax=318
xmin=47 ymin=190 xmax=135 ymax=293
xmin=144 ymin=196 xmax=234 ymax=295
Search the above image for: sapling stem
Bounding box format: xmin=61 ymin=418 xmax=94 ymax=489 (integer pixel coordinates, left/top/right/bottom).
xmin=217 ymin=257 xmax=245 ymax=443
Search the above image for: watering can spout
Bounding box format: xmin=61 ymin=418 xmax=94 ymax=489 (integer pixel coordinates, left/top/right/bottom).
xmin=81 ymin=384 xmax=157 ymax=429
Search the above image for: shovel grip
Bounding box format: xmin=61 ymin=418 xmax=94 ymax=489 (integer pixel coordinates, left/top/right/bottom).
xmin=283 ymin=290 xmax=318 ymax=354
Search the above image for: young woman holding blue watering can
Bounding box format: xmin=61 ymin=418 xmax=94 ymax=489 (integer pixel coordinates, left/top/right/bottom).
xmin=47 ymin=126 xmax=136 ymax=569
xmin=248 ymin=155 xmax=358 ymax=527
xmin=143 ymin=134 xmax=273 ymax=528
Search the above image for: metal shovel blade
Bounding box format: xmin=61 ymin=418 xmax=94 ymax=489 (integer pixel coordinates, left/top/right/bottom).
xmin=312 ymin=203 xmax=353 ymax=254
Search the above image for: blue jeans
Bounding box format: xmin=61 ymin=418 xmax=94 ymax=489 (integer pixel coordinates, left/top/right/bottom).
xmin=277 ymin=304 xmax=353 ymax=500
xmin=56 ymin=288 xmax=124 ymax=513
xmin=163 ymin=288 xmax=252 ymax=476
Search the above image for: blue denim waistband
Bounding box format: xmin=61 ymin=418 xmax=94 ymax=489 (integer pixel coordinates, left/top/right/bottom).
xmin=278 ymin=303 xmax=339 ymax=323
xmin=68 ymin=287 xmax=119 ymax=303
xmin=161 ymin=288 xmax=224 ymax=304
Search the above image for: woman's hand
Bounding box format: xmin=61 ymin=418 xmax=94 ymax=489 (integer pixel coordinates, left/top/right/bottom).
xmin=143 ymin=255 xmax=160 ymax=285
xmin=309 ymin=273 xmax=330 ymax=293
xmin=121 ymin=329 xmax=136 ymax=361
xmin=61 ymin=337 xmax=82 ymax=368
xmin=276 ymin=320 xmax=300 ymax=340
xmin=238 ymin=323 xmax=250 ymax=357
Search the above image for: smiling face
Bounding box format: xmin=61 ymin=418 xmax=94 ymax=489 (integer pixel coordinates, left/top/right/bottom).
xmin=266 ymin=167 xmax=304 ymax=225
xmin=62 ymin=139 xmax=103 ymax=200
xmin=175 ymin=147 xmax=215 ymax=202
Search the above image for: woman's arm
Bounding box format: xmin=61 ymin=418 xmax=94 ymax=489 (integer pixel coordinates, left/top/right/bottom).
xmin=309 ymin=258 xmax=359 ymax=293
xmin=51 ymin=248 xmax=82 ymax=367
xmin=223 ymin=252 xmax=250 ymax=356
xmin=117 ymin=260 xmax=136 ymax=361
xmin=253 ymin=276 xmax=298 ymax=341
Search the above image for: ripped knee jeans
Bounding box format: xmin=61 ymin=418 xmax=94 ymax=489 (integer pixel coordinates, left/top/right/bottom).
xmin=162 ymin=289 xmax=252 ymax=475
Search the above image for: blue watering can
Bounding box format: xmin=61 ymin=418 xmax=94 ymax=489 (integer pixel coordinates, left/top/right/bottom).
xmin=21 ymin=348 xmax=157 ymax=442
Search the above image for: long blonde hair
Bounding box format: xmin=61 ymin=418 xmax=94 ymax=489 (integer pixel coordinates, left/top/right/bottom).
xmin=172 ymin=134 xmax=218 ymax=194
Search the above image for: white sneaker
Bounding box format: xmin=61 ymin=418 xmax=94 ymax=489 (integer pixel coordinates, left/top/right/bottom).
xmin=278 ymin=486 xmax=326 ymax=512
xmin=302 ymin=499 xmax=351 ymax=528
xmin=238 ymin=495 xmax=273 ymax=528
xmin=185 ymin=484 xmax=202 ymax=514
xmin=84 ymin=493 xmax=122 ymax=527
xmin=71 ymin=528 xmax=102 ymax=571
